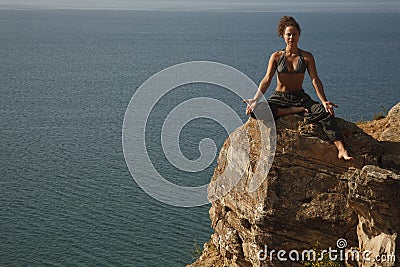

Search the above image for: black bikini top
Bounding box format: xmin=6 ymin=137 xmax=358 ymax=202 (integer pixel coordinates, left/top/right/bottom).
xmin=276 ymin=49 xmax=307 ymax=74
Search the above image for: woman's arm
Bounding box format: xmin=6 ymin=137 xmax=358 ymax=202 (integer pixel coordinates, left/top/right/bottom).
xmin=306 ymin=52 xmax=338 ymax=116
xmin=243 ymin=52 xmax=278 ymax=114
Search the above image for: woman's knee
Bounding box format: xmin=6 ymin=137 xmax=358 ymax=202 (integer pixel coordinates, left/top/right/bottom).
xmin=311 ymin=103 xmax=328 ymax=116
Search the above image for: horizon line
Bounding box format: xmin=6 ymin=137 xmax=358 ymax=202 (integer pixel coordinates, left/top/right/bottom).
xmin=0 ymin=7 xmax=399 ymax=13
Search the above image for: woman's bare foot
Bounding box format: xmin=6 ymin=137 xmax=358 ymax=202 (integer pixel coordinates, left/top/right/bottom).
xmin=291 ymin=106 xmax=308 ymax=113
xmin=334 ymin=140 xmax=354 ymax=160
xmin=338 ymin=149 xmax=354 ymax=161
xmin=277 ymin=106 xmax=308 ymax=116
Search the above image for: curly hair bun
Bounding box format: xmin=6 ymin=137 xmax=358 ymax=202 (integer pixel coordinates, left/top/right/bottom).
xmin=277 ymin=16 xmax=301 ymax=37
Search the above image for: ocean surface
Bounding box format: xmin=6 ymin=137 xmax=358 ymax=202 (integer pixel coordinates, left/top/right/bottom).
xmin=1 ymin=10 xmax=399 ymax=266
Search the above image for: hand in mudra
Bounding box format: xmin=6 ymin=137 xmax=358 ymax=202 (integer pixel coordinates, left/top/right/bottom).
xmin=323 ymin=101 xmax=338 ymax=116
xmin=243 ymin=99 xmax=257 ymax=115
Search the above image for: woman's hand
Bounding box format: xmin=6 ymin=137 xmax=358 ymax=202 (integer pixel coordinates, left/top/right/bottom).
xmin=243 ymin=98 xmax=257 ymax=115
xmin=322 ymin=101 xmax=338 ymax=116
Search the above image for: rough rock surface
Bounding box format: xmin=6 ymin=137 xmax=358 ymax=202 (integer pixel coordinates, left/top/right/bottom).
xmin=188 ymin=102 xmax=400 ymax=267
xmin=358 ymin=102 xmax=400 ymax=171
xmin=358 ymin=103 xmax=400 ymax=143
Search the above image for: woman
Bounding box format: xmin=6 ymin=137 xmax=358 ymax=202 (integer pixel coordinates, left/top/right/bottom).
xmin=243 ymin=16 xmax=353 ymax=160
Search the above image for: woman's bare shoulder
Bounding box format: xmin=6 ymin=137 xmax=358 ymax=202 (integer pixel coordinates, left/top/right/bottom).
xmin=270 ymin=50 xmax=283 ymax=60
xmin=300 ymin=49 xmax=315 ymax=59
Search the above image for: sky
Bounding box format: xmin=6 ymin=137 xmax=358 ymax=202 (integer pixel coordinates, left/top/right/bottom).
xmin=0 ymin=0 xmax=399 ymax=12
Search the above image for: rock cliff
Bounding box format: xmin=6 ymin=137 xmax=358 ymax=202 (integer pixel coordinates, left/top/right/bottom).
xmin=188 ymin=102 xmax=400 ymax=267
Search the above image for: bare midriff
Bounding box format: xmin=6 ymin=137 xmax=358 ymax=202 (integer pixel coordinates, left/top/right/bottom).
xmin=276 ymin=73 xmax=305 ymax=92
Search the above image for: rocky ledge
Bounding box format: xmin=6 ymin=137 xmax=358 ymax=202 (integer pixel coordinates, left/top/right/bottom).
xmin=188 ymin=102 xmax=400 ymax=267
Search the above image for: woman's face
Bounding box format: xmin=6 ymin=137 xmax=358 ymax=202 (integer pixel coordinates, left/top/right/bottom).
xmin=283 ymin=26 xmax=300 ymax=46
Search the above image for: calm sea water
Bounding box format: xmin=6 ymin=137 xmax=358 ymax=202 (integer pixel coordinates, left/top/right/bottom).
xmin=1 ymin=10 xmax=399 ymax=266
